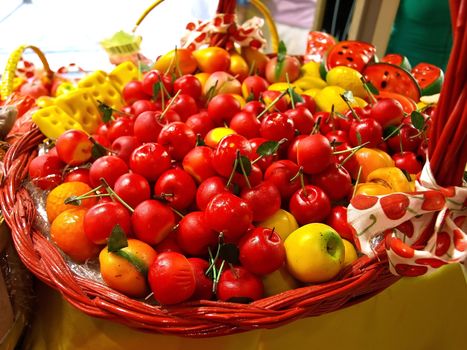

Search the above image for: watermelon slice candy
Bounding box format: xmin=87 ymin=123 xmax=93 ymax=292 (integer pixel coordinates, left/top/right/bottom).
xmin=381 ymin=53 xmax=412 ymax=71
xmin=411 ymin=63 xmax=444 ymax=96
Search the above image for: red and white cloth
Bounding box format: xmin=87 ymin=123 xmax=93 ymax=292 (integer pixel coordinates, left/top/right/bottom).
xmin=348 ymin=160 xmax=467 ymax=277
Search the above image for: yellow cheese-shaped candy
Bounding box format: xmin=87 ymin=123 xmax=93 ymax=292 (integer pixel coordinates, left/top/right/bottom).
xmin=54 ymin=90 xmax=100 ymax=134
xmin=32 ymin=105 xmax=84 ymax=139
xmin=109 ymin=61 xmax=140 ymax=91
xmin=78 ymin=70 xmax=123 ymax=109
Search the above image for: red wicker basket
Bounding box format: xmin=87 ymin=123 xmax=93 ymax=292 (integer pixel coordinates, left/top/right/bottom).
xmin=0 ymin=0 xmax=465 ymax=338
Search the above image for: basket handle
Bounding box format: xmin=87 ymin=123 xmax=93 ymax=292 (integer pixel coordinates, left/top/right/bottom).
xmin=132 ymin=0 xmax=279 ymax=52
xmin=0 ymin=45 xmax=54 ymax=100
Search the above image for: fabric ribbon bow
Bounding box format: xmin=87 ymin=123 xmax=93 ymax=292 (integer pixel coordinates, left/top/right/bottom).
xmin=348 ymin=160 xmax=467 ymax=277
xmin=181 ymin=13 xmax=266 ymax=51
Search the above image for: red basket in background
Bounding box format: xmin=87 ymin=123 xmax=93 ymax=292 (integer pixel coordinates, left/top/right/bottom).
xmin=0 ymin=0 xmax=465 ymax=338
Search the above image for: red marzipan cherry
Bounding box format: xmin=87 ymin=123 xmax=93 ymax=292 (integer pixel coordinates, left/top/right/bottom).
xmin=229 ymin=110 xmax=261 ymax=139
xmin=148 ymin=252 xmax=196 ymax=305
xmin=216 ymin=266 xmax=263 ymax=302
xmin=111 ymin=136 xmax=141 ymax=164
xmin=196 ymin=176 xmax=229 ymax=211
xmin=113 ymin=173 xmax=151 ymax=209
xmin=64 ymin=168 xmax=91 ymax=186
xmin=238 ymin=227 xmax=286 ymax=275
xmin=370 ymin=98 xmax=404 ymax=128
xmin=387 ymin=124 xmax=422 ymax=153
xmin=240 ymin=182 xmax=281 ymax=222
xmin=169 ymin=93 xmax=198 ymax=121
xmin=133 ymin=111 xmax=164 ymax=143
xmin=311 ymin=163 xmax=352 ymax=201
xmin=129 ymin=143 xmax=172 ymax=182
xmin=107 ymin=117 xmax=134 ymax=143
xmin=285 ymin=106 xmax=314 ymax=135
xmin=182 ymin=146 xmax=217 ymax=184
xmin=185 ymin=110 xmax=215 ymax=138
xmin=176 ymin=211 xmax=218 ymax=256
xmin=325 ymin=206 xmax=354 ymax=242
xmin=289 ymin=185 xmax=331 ymax=225
xmin=154 ymin=230 xmax=183 ymax=254
xmin=296 ymin=134 xmax=333 ymax=175
xmin=173 ymin=74 xmax=202 ymax=100
xmin=188 ymin=257 xmax=213 ymax=300
xmin=286 ymin=134 xmax=306 ymax=163
xmin=157 ymin=122 xmax=197 ymax=161
xmin=208 ymin=93 xmax=241 ymax=126
xmin=242 ymin=75 xmax=269 ymax=100
xmin=131 ymin=99 xmax=159 ymax=117
xmin=332 ymin=143 xmax=360 ymax=180
xmin=89 ymin=155 xmax=129 ymax=188
xmin=249 ymin=137 xmax=277 ymax=172
xmin=325 ymin=130 xmax=348 ymax=145
xmin=243 ymin=100 xmax=265 ymax=116
xmin=154 ymin=168 xmax=197 ymax=211
xmin=142 ymin=69 xmax=173 ymax=97
xmin=212 ymin=133 xmax=253 ymax=177
xmin=28 ymin=154 xmax=64 ymax=190
xmin=313 ymin=111 xmax=336 ymax=135
xmin=392 ymin=151 xmax=422 ymax=174
xmin=122 ymin=80 xmax=150 ymax=104
xmin=264 ymin=160 xmax=302 ymax=201
xmin=260 ymin=90 xmax=289 ymax=112
xmin=231 ymin=163 xmax=263 ymax=190
xmin=259 ymin=112 xmax=295 ymax=143
xmin=132 ymin=200 xmax=177 ymax=245
xmin=83 ymin=202 xmax=132 ymax=245
xmin=348 ymin=118 xmax=383 ymax=148
xmin=204 ymin=192 xmax=253 ymax=243
xmin=297 ymin=94 xmax=316 ymax=113
xmin=55 ymin=129 xmax=93 ymax=166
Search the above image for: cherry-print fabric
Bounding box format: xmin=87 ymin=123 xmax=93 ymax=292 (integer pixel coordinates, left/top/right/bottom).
xmin=348 ymin=160 xmax=467 ymax=277
xmin=181 ymin=14 xmax=266 ymax=51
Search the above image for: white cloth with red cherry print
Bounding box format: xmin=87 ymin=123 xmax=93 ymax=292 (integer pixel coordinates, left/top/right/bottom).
xmin=348 ymin=160 xmax=467 ymax=277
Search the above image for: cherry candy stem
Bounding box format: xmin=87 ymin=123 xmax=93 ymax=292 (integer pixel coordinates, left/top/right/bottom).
xmin=352 ymin=166 xmax=363 ymax=199
xmin=332 ymin=141 xmax=370 ymax=155
xmin=159 ymin=89 xmax=181 ymax=122
xmin=360 ymin=77 xmax=378 ymax=105
xmin=256 ymin=89 xmax=288 ymax=119
xmin=237 ymin=151 xmax=252 ymax=189
xmin=170 ymin=207 xmax=185 ymax=219
xmin=285 ymin=73 xmax=296 ymax=109
xmin=64 ymin=184 xmax=104 ymax=205
xmin=99 ymin=178 xmax=135 ymax=213
xmin=382 ymin=123 xmax=404 ymax=142
xmin=340 ymin=94 xmax=360 ymax=122
xmin=226 ymin=154 xmax=239 ymax=189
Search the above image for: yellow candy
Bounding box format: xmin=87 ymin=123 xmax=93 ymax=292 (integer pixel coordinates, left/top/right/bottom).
xmin=32 ymin=105 xmax=84 ymax=139
xmin=78 ymin=70 xmax=123 ymax=109
xmin=108 ymin=61 xmax=140 ymax=91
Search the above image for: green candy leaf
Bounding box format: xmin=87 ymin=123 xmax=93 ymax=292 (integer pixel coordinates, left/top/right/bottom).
xmin=97 ymin=100 xmax=113 ymax=123
xmin=356 ymin=131 xmax=362 ymax=145
xmin=64 ymin=195 xmax=81 ymax=206
xmin=236 ymin=154 xmax=252 ymax=176
xmin=114 ymin=250 xmax=148 ymax=276
xmin=383 ymin=125 xmax=400 ymax=138
xmin=195 ymin=134 xmax=205 ymax=147
xmin=152 ymin=81 xmax=162 ymax=100
xmin=411 ymin=111 xmax=425 ymax=130
xmin=91 ymin=142 xmax=108 ymax=160
xmin=108 ymin=224 xmax=128 ymax=252
xmin=275 ymin=40 xmax=287 ymax=81
xmin=246 ymin=91 xmax=255 ymax=103
xmin=288 ymin=86 xmax=304 ymax=105
xmin=365 ymin=80 xmax=379 ymax=95
xmin=256 ymin=140 xmax=280 ymax=157
xmin=218 ymin=243 xmax=240 ymax=264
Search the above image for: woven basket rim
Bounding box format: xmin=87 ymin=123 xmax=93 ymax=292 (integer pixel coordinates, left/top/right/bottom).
xmin=0 ymin=124 xmax=400 ymax=338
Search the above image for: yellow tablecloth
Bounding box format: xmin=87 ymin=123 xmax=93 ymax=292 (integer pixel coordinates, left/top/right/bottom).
xmin=24 ymin=264 xmax=467 ymax=350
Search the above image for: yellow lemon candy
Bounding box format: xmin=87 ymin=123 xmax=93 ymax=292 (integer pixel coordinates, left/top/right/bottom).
xmin=300 ymin=61 xmax=321 ymax=78
xmin=204 ymin=127 xmax=236 ymax=148
xmin=268 ymin=83 xmax=303 ymax=94
xmin=293 ymin=76 xmax=327 ymax=91
xmin=262 ymin=266 xmax=300 ymax=297
xmin=258 ymin=209 xmax=299 ymax=242
xmin=325 ymin=66 xmax=367 ymax=98
xmin=302 ymin=88 xmax=321 ymax=99
xmin=194 ymin=72 xmax=211 ymax=90
xmin=314 ymin=86 xmax=359 ymax=113
xmin=342 ymin=239 xmax=358 ymax=267
xmin=354 ymin=96 xmax=368 ymax=107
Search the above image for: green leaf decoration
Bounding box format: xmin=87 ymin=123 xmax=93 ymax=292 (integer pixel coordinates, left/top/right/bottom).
xmin=383 ymin=125 xmax=400 ymax=138
xmin=256 ymin=140 xmax=280 ymax=157
xmin=365 ymin=80 xmax=380 ymax=95
xmin=195 ymin=134 xmax=206 ymax=147
xmin=152 ymin=81 xmax=162 ymax=100
xmin=114 ymin=250 xmax=148 ymax=276
xmin=97 ymin=100 xmax=113 ymax=123
xmin=246 ymin=91 xmax=255 ymax=103
xmin=275 ymin=40 xmax=287 ymax=80
xmin=218 ymin=243 xmax=240 ymax=264
xmin=356 ymin=131 xmax=362 ymax=145
xmin=288 ymin=86 xmax=304 ymax=105
xmin=411 ymin=110 xmax=425 ymax=130
xmin=236 ymin=155 xmax=252 ymax=176
xmin=91 ymin=142 xmax=108 ymax=160
xmin=401 ymin=169 xmax=412 ymax=182
xmin=108 ymin=224 xmax=128 ymax=252
xmin=64 ymin=195 xmax=81 ymax=206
